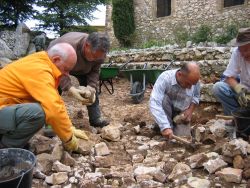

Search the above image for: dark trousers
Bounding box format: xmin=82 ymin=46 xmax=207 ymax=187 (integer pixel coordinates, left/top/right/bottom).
xmin=59 ymin=75 xmax=101 ymax=123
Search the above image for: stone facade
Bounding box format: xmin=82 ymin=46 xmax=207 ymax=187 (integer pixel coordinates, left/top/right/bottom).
xmin=106 ymin=0 xmax=250 ymax=47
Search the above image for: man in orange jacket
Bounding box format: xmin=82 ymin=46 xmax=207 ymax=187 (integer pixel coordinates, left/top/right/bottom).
xmin=0 ymin=43 xmax=88 ymax=152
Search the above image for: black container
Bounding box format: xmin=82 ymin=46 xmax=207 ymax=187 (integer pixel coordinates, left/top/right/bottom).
xmin=0 ymin=148 xmax=36 ymax=188
xmin=232 ymin=108 xmax=250 ymax=137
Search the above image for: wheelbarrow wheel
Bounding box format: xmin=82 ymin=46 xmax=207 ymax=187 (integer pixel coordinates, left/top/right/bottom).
xmin=131 ymin=81 xmax=144 ymax=104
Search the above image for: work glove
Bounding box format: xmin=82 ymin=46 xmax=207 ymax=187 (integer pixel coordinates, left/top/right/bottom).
xmin=71 ymin=126 xmax=89 ymax=140
xmin=69 ymin=86 xmax=92 ymax=102
xmin=63 ymin=134 xmax=79 ymax=153
xmin=78 ymin=85 xmax=96 ymax=106
xmin=233 ymin=84 xmax=250 ymax=107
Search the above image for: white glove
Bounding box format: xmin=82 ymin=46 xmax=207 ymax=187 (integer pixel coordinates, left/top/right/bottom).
xmin=78 ymin=85 xmax=96 ymax=106
xmin=69 ymin=86 xmax=92 ymax=101
xmin=79 ymin=85 xmax=96 ymax=106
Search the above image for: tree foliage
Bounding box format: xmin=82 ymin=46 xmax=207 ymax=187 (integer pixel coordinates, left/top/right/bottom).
xmin=0 ymin=0 xmax=36 ymax=27
xmin=35 ymin=0 xmax=108 ymax=36
xmin=112 ymin=0 xmax=135 ymax=47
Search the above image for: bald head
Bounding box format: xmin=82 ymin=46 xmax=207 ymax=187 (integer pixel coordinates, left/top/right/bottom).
xmin=183 ymin=62 xmax=200 ymax=83
xmin=177 ymin=62 xmax=200 ymax=89
xmin=47 ymin=43 xmax=77 ymax=75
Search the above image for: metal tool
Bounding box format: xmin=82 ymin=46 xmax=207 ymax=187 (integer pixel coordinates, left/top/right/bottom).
xmin=172 ymin=134 xmax=199 ymax=150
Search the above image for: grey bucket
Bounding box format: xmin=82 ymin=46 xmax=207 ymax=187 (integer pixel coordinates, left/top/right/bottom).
xmin=0 ymin=148 xmax=36 ymax=188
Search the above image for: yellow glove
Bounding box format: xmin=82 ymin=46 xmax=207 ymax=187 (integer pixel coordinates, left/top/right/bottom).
xmin=63 ymin=135 xmax=79 ymax=152
xmin=71 ymin=126 xmax=89 ymax=140
xmin=233 ymin=84 xmax=250 ymax=107
xmin=69 ymin=86 xmax=92 ymax=101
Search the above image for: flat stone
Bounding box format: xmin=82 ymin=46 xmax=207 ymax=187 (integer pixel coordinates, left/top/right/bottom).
xmin=203 ymin=157 xmax=227 ymax=174
xmin=187 ymin=177 xmax=211 ymax=188
xmin=215 ymin=167 xmax=242 ymax=183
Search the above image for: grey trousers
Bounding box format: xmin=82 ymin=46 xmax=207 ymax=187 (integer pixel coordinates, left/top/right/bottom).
xmin=162 ymin=95 xmax=191 ymax=136
xmin=162 ymin=95 xmax=180 ymax=128
xmin=0 ymin=103 xmax=45 ymax=148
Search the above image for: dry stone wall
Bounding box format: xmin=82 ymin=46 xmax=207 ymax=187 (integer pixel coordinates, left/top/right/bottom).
xmin=107 ymin=46 xmax=235 ymax=102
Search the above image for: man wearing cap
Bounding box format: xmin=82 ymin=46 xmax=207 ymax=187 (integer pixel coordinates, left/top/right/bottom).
xmin=213 ymin=27 xmax=250 ymax=115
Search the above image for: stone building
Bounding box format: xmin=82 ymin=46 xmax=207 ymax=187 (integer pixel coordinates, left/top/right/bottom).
xmin=106 ymin=0 xmax=250 ymax=47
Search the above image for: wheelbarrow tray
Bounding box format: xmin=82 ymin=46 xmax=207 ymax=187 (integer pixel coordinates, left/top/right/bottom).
xmin=120 ymin=69 xmax=164 ymax=84
xmin=100 ymin=67 xmax=120 ymax=80
xmin=99 ymin=67 xmax=120 ymax=95
xmin=120 ymin=69 xmax=165 ymax=104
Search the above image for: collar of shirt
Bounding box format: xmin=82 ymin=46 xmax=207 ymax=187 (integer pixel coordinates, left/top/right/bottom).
xmin=45 ymin=52 xmax=62 ymax=88
xmin=170 ymin=69 xmax=180 ymax=86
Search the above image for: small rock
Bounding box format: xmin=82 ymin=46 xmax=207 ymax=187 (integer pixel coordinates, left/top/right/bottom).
xmin=134 ymin=125 xmax=140 ymax=134
xmin=187 ymin=177 xmax=211 ymax=188
xmin=101 ymin=125 xmax=121 ymax=141
xmin=45 ymin=172 xmax=68 ymax=185
xmin=95 ymin=142 xmax=110 ymax=156
xmin=233 ymin=155 xmax=244 ymax=169
xmin=61 ymin=151 xmax=76 ymax=166
xmin=215 ymin=167 xmax=242 ymax=183
xmin=52 ymin=160 xmax=71 ymax=172
xmin=168 ymin=163 xmax=192 ymax=182
xmin=203 ymin=158 xmax=227 ymax=174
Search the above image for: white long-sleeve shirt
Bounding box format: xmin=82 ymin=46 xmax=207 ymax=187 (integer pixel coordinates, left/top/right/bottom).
xmin=223 ymin=47 xmax=250 ymax=89
xmin=149 ymin=69 xmax=200 ymax=131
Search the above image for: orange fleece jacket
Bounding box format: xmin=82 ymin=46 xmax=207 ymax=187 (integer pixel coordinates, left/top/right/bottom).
xmin=0 ymin=51 xmax=72 ymax=142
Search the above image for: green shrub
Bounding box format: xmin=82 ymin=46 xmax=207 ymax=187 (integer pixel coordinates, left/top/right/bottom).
xmin=214 ymin=24 xmax=238 ymax=44
xmin=112 ymin=0 xmax=135 ymax=47
xmin=191 ymin=25 xmax=212 ymax=43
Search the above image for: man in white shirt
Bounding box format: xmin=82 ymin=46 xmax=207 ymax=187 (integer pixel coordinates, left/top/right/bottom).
xmin=213 ymin=28 xmax=250 ymax=115
xmin=149 ymin=62 xmax=200 ymax=139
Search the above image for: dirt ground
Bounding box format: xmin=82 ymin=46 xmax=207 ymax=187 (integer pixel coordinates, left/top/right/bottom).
xmin=28 ymin=76 xmax=249 ymax=187
xmin=67 ymin=77 xmax=219 ymax=130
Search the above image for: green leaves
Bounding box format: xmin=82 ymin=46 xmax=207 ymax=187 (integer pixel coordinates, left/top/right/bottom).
xmin=0 ymin=0 xmax=37 ymax=27
xmin=112 ymin=0 xmax=135 ymax=47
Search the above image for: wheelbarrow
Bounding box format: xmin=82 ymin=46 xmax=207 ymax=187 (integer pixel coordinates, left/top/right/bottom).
xmin=120 ymin=61 xmax=173 ymax=104
xmin=99 ymin=60 xmax=130 ymax=94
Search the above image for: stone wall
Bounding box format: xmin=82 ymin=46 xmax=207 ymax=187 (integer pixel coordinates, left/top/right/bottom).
xmin=106 ymin=46 xmax=236 ymax=102
xmin=0 ymin=23 xmax=47 ymax=68
xmin=106 ymin=0 xmax=250 ymax=47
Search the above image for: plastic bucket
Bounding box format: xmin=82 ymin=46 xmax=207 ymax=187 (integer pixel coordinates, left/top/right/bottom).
xmin=0 ymin=148 xmax=36 ymax=188
xmin=232 ymin=108 xmax=250 ymax=137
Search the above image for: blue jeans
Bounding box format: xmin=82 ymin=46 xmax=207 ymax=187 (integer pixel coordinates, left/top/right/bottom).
xmin=212 ymin=81 xmax=240 ymax=115
xmin=0 ymin=103 xmax=45 ymax=147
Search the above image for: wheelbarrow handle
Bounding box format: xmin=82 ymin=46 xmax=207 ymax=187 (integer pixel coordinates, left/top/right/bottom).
xmin=119 ymin=59 xmax=131 ymax=70
xmin=164 ymin=60 xmax=174 ymax=70
xmin=215 ymin=115 xmax=234 ymax=120
xmin=107 ymin=61 xmax=114 ymax=67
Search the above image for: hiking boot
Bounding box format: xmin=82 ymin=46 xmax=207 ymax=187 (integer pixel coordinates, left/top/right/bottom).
xmin=43 ymin=125 xmax=56 ymax=138
xmin=90 ymin=118 xmax=109 ymax=128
